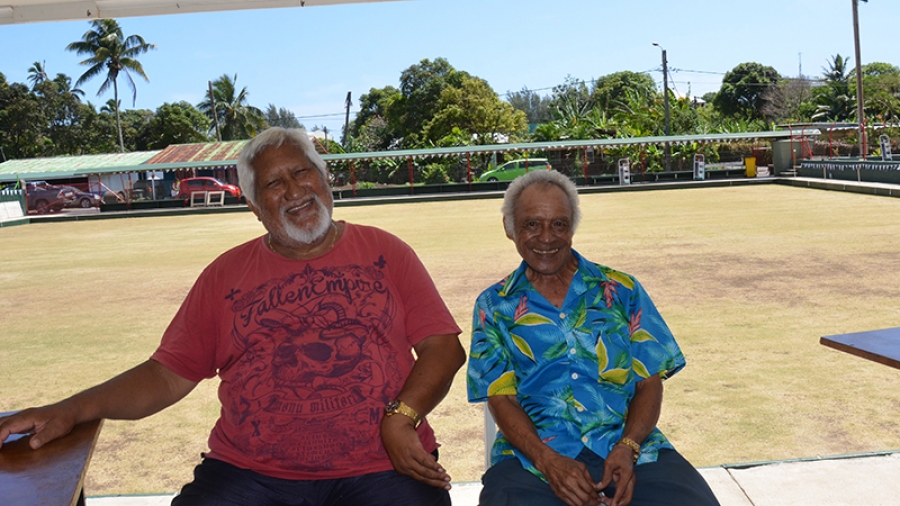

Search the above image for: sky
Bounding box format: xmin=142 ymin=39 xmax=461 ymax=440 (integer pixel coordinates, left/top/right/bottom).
xmin=1 ymin=0 xmax=897 ymax=139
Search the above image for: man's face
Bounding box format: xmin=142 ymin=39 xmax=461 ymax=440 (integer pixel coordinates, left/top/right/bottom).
xmin=247 ymin=143 xmax=333 ymax=245
xmin=507 ymin=183 xmax=575 ymax=277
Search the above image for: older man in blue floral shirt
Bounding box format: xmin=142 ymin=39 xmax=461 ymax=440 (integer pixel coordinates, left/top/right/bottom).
xmin=467 ymin=170 xmax=719 ymax=506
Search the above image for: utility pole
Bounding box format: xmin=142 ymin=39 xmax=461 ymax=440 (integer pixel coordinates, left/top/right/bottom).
xmin=209 ymin=81 xmax=221 ymax=142
xmin=343 ymin=91 xmax=352 ymax=148
xmin=852 ymin=0 xmax=867 ymax=159
xmin=654 ymin=42 xmax=672 ymax=172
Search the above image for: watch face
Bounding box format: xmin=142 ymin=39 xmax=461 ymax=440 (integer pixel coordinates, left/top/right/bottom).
xmin=385 ymin=400 xmax=400 ymax=412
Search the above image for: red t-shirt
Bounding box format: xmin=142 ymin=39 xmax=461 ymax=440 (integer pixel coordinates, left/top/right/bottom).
xmin=151 ymin=222 xmax=461 ymax=480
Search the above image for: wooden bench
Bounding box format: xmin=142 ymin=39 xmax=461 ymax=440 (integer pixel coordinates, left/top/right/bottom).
xmin=0 ymin=412 xmax=103 ymax=506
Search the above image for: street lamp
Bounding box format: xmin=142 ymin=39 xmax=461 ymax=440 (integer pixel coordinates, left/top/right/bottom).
xmin=852 ymin=0 xmax=867 ymax=159
xmin=653 ymin=42 xmax=672 ymax=172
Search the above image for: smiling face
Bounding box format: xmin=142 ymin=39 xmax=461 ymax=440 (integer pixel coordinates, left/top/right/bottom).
xmin=506 ymin=182 xmax=576 ymax=278
xmin=247 ymin=142 xmax=334 ymax=247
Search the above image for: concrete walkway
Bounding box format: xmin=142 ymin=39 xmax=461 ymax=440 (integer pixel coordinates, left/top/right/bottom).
xmin=86 ymin=451 xmax=900 ymax=506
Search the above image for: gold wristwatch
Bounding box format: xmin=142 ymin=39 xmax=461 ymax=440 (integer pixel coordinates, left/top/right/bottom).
xmin=384 ymin=399 xmax=422 ymax=428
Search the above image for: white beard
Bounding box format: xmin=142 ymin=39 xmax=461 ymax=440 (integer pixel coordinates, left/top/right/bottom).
xmin=280 ymin=195 xmax=332 ymax=245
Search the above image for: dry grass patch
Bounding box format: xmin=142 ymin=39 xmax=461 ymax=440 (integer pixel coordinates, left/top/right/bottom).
xmin=2 ymin=185 xmax=900 ymax=494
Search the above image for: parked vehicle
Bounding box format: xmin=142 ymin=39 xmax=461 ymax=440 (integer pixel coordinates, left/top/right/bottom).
xmin=25 ymin=181 xmax=75 ymax=213
xmin=478 ymin=158 xmax=553 ymax=182
xmin=65 ymin=189 xmax=102 ymax=208
xmin=175 ymin=177 xmax=242 ymax=200
xmin=132 ymin=179 xmax=171 ymax=200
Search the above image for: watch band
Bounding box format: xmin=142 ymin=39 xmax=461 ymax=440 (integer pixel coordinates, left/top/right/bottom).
xmin=385 ymin=399 xmax=422 ymax=428
xmin=617 ymin=437 xmax=641 ymax=463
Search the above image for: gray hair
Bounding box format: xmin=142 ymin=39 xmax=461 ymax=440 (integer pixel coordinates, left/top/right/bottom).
xmin=501 ymin=170 xmax=581 ymax=237
xmin=237 ymin=127 xmax=328 ymax=205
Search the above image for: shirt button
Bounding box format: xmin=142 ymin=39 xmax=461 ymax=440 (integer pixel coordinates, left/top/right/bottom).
xmin=571 ymin=373 xmax=579 ymax=380
xmin=569 ymin=348 xmax=577 ymax=355
xmin=576 ymin=406 xmax=585 ymax=412
xmin=559 ymin=312 xmax=565 ymax=319
xmin=582 ymin=436 xmax=589 ymax=443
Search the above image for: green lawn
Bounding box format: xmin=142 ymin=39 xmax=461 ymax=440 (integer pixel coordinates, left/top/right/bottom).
xmin=1 ymin=184 xmax=899 ymax=495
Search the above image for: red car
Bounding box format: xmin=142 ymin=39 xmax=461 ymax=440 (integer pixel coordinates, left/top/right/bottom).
xmin=175 ymin=177 xmax=242 ymax=200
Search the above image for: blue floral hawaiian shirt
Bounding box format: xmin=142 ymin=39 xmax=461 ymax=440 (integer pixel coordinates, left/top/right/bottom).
xmin=467 ymin=250 xmax=686 ymax=479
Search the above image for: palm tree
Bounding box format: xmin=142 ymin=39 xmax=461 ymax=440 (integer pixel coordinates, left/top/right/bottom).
xmin=66 ymin=19 xmax=156 ymax=152
xmin=27 ymin=61 xmax=49 ymax=88
xmin=813 ymin=54 xmax=856 ymax=122
xmin=198 ymin=74 xmax=266 ymax=141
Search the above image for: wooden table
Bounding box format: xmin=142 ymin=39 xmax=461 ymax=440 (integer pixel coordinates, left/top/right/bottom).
xmin=0 ymin=412 xmax=103 ymax=506
xmin=821 ymin=326 xmax=900 ymax=370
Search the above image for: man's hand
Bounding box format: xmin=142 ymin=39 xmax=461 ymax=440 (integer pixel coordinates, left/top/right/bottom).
xmin=597 ymin=445 xmax=636 ymax=506
xmin=380 ymin=411 xmax=452 ymax=490
xmin=0 ymin=402 xmax=78 ymax=450
xmin=536 ymin=452 xmax=606 ymax=506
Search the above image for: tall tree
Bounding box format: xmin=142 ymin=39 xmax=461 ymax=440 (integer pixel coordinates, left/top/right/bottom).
xmin=66 ymin=19 xmax=156 ymax=152
xmin=812 ymin=54 xmax=855 ymax=122
xmin=549 ymin=75 xmax=595 ymax=119
xmin=264 ymin=104 xmax=302 ymax=129
xmin=394 ymin=58 xmax=469 ymax=147
xmin=141 ymin=101 xmax=210 ymax=150
xmin=34 ymin=73 xmax=91 ymax=155
xmin=424 ymin=75 xmax=527 ymax=144
xmin=592 ymin=71 xmax=656 ymax=112
xmin=198 ymin=74 xmax=266 ymax=141
xmin=506 ymin=87 xmax=552 ymax=124
xmin=349 ymin=85 xmax=400 ymax=143
xmin=0 ymin=74 xmax=47 ymax=159
xmin=858 ymin=62 xmax=900 ymax=126
xmin=27 ymin=61 xmax=49 ymax=88
xmin=713 ymin=62 xmax=781 ymax=120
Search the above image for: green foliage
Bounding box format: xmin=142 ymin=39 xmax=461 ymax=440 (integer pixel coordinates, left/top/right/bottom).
xmin=507 ymin=87 xmax=552 ymax=124
xmin=859 ymin=62 xmax=900 ymax=126
xmin=264 ymin=104 xmax=302 ymax=130
xmin=197 ymin=74 xmax=266 ymax=141
xmin=713 ymin=62 xmax=781 ymax=120
xmin=66 ymin=19 xmax=156 ymax=152
xmin=812 ymin=54 xmax=855 ymax=122
xmin=395 ymin=58 xmax=470 ymax=148
xmin=141 ymin=101 xmax=210 ymax=150
xmin=760 ymin=78 xmax=815 ymax=124
xmin=0 ymin=76 xmax=46 ymax=159
xmin=348 ymin=86 xmax=400 ymax=145
xmin=348 ymin=114 xmax=392 ymax=153
xmin=424 ymin=75 xmax=527 ymax=145
xmin=420 ymin=162 xmax=450 ymax=184
xmin=549 ymin=75 xmax=594 ymax=118
xmin=593 ymin=71 xmax=656 ymax=113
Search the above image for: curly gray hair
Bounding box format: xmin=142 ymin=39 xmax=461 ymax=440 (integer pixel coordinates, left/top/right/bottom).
xmin=501 ymin=170 xmax=581 ymax=237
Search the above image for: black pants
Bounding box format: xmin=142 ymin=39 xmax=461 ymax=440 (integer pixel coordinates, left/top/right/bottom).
xmin=480 ymin=448 xmax=720 ymax=506
xmin=171 ymin=457 xmax=450 ymax=506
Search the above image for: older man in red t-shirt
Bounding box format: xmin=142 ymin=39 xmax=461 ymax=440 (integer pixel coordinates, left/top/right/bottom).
xmin=0 ymin=127 xmax=465 ymax=506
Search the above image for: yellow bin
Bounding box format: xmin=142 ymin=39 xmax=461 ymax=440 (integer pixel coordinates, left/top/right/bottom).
xmin=744 ymin=157 xmax=757 ymax=178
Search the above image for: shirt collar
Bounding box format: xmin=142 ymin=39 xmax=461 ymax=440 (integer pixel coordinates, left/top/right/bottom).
xmin=499 ymin=249 xmax=601 ymax=299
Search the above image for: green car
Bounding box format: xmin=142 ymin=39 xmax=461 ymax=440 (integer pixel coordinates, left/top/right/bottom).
xmin=478 ymin=158 xmax=553 ymax=182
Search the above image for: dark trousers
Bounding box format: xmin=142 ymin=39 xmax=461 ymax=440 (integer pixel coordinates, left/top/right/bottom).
xmin=171 ymin=457 xmax=451 ymax=506
xmin=480 ymin=448 xmax=720 ymax=506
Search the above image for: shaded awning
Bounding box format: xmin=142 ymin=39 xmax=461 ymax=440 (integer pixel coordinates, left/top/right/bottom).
xmin=0 ymin=130 xmax=821 ymax=183
xmin=0 ymin=151 xmax=160 ymax=181
xmin=321 ymin=130 xmax=820 ymax=162
xmin=0 ymin=0 xmax=403 ymax=25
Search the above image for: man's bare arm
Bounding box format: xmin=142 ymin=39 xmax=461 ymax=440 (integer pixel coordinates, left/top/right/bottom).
xmin=598 ymin=374 xmax=664 ymax=506
xmin=0 ymin=359 xmax=197 ymax=450
xmin=380 ymin=333 xmax=465 ymax=489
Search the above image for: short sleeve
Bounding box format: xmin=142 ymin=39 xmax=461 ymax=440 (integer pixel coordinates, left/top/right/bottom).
xmin=467 ymin=289 xmax=517 ymax=402
xmin=627 ymin=279 xmax=686 ymax=380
